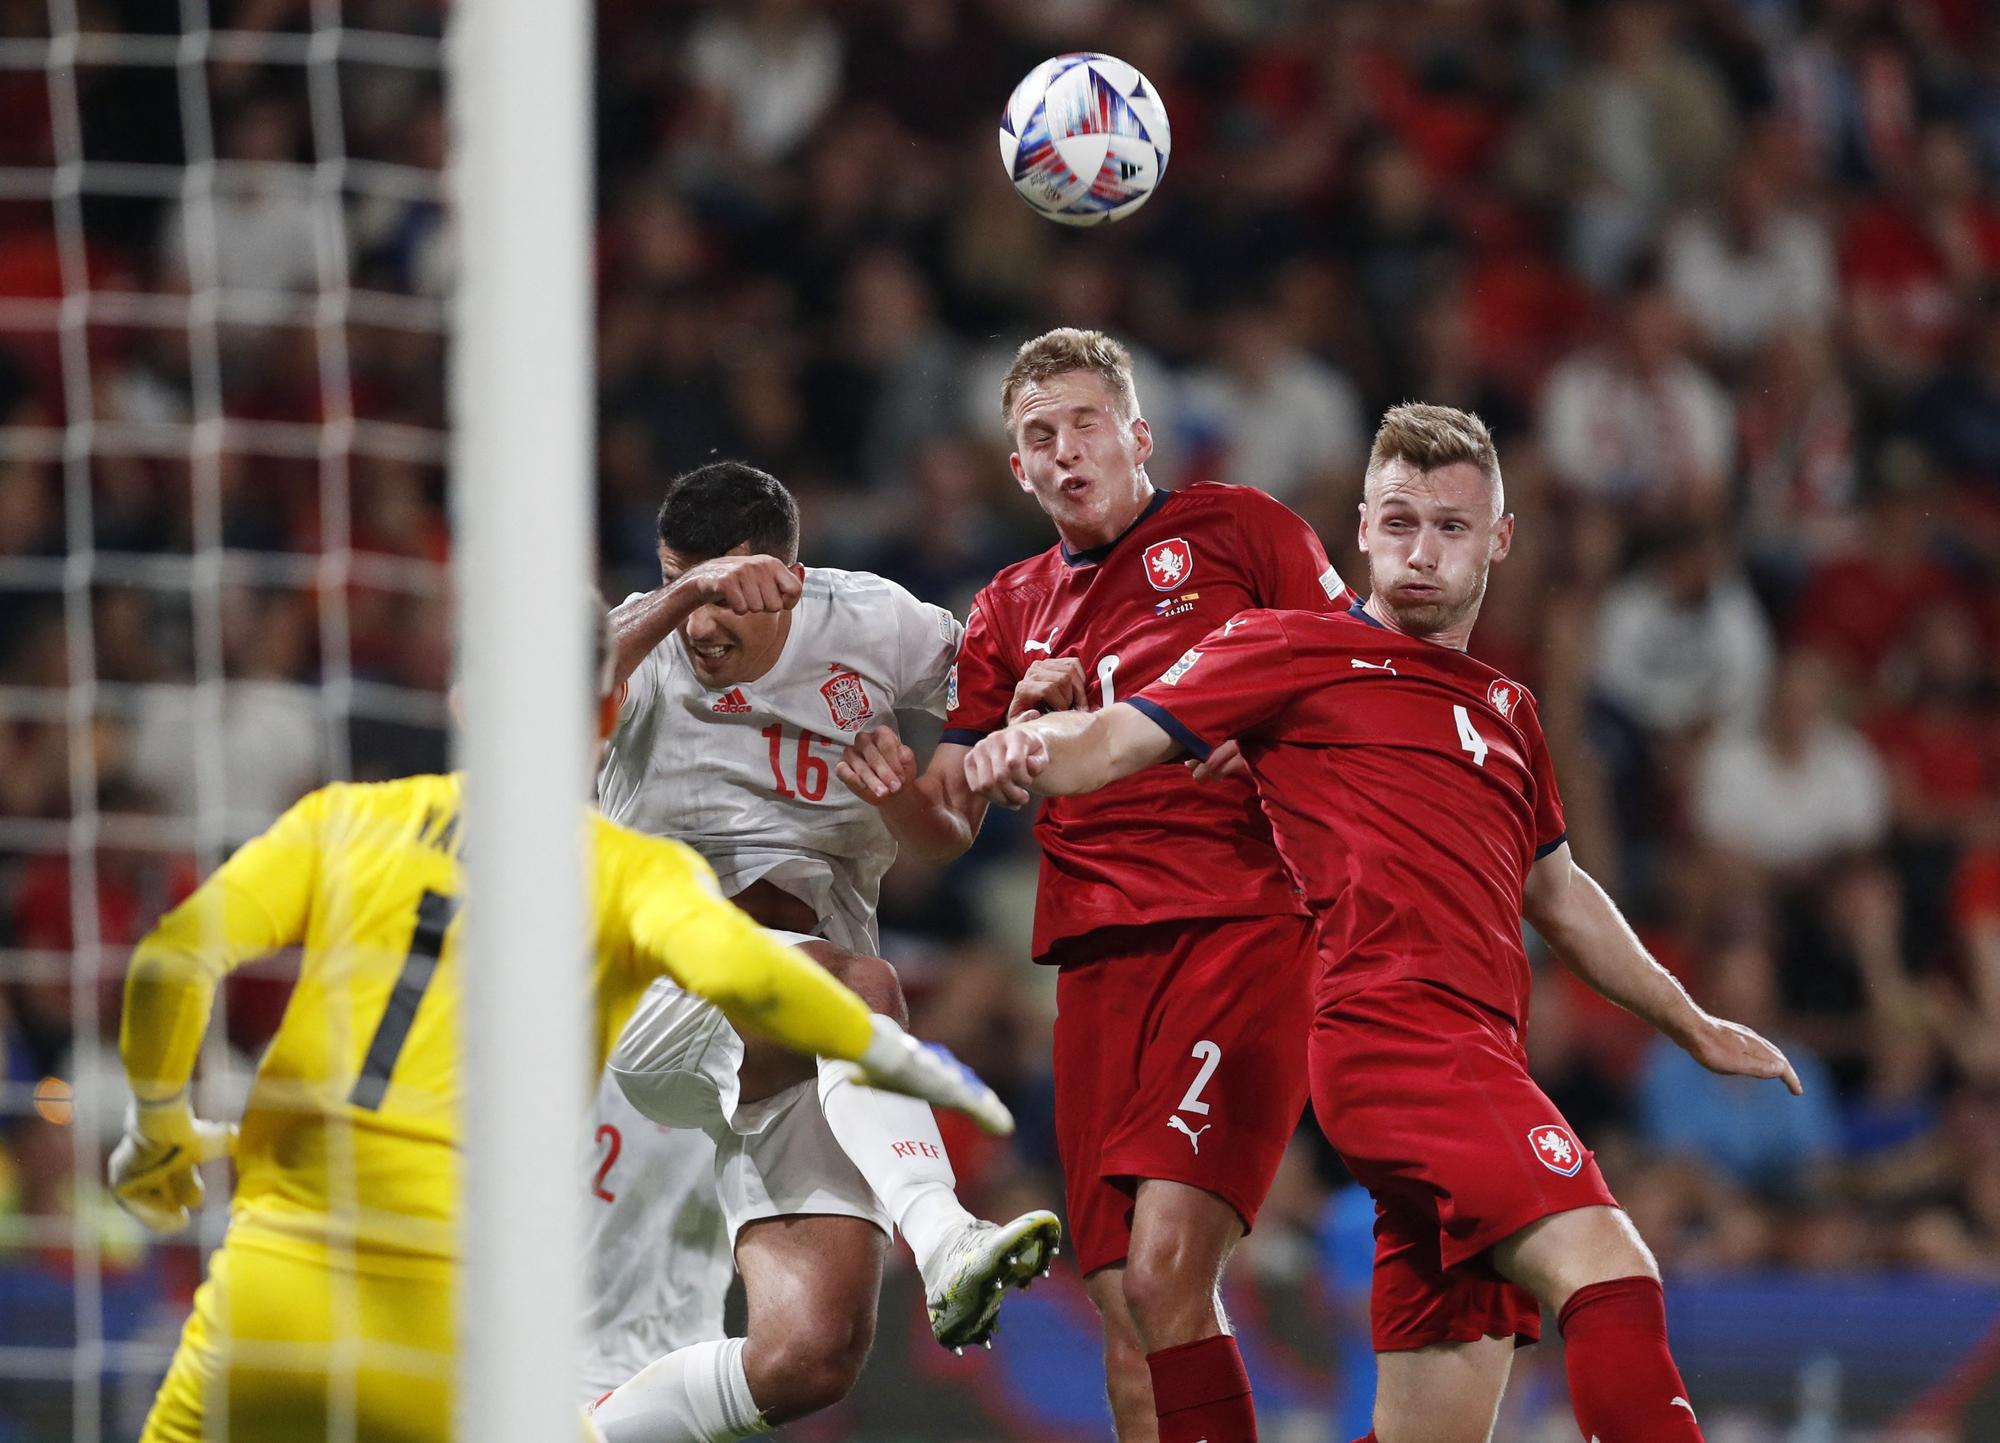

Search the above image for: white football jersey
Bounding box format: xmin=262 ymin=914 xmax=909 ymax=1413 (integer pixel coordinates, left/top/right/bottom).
xmin=596 ymin=566 xmax=962 ymax=954
xmin=577 ymin=1071 xmax=730 ymax=1401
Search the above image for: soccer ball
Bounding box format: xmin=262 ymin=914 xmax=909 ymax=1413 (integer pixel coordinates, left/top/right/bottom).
xmin=999 ymin=53 xmax=1171 ymax=227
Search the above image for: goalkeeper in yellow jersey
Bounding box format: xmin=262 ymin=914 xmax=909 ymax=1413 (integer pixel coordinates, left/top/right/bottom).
xmin=110 ymin=607 xmax=1011 ymax=1443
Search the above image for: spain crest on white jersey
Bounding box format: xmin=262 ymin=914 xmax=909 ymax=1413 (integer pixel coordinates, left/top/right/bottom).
xmin=599 ymin=566 xmax=961 ymax=954
xmin=819 ymin=667 xmax=875 ymax=730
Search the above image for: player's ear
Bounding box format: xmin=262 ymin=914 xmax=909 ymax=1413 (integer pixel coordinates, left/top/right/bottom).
xmin=1128 ymin=415 xmax=1153 ymax=467
xmin=1355 ymin=501 xmax=1370 ymax=554
xmin=790 ymin=563 xmax=805 ymax=582
xmin=1490 ymin=513 xmax=1515 ymax=563
xmin=1008 ymin=451 xmax=1032 ymax=494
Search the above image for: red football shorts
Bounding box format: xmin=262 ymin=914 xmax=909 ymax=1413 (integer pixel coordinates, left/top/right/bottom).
xmin=1051 ymin=912 xmax=1316 ymax=1276
xmin=1310 ymin=978 xmax=1621 ymax=1353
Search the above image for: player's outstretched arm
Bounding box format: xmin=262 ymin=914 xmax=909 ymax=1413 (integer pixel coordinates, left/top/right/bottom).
xmin=963 ymin=703 xmax=1181 ymax=805
xmin=617 ymin=841 xmax=1012 ymax=1133
xmin=1523 ymin=843 xmax=1803 ymax=1095
xmin=608 ymin=554 xmax=802 ymax=689
xmin=113 ymin=791 xmax=324 ymax=1231
xmin=838 ymin=734 xmax=989 ymax=864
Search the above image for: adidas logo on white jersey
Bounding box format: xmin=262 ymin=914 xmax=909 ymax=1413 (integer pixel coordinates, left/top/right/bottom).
xmin=711 ymin=688 xmax=751 ymax=714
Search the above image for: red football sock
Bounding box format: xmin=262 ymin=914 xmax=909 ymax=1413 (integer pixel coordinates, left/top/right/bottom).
xmin=1346 ymin=1434 xmax=1379 ymax=1443
xmin=1146 ymin=1335 xmax=1257 ymax=1443
xmin=1558 ymin=1276 xmax=1705 ymax=1441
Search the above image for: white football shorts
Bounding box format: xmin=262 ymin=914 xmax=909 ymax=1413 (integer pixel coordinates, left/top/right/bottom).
xmin=602 ymin=931 xmax=889 ymax=1245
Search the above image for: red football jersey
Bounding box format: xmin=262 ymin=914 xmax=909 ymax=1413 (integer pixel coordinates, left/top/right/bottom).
xmin=944 ymin=483 xmax=1348 ymax=958
xmin=1130 ymin=602 xmax=1567 ymax=1027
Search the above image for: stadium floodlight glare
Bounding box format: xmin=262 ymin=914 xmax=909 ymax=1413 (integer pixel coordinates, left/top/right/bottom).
xmin=450 ymin=1 xmax=594 ymax=1442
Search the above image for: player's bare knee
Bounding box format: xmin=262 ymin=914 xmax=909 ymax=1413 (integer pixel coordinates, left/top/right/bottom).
xmin=743 ymin=1317 xmax=874 ymax=1422
xmin=1119 ymin=1247 xmax=1223 ymax=1349
xmin=798 ymin=941 xmax=908 ymax=1026
xmin=1495 ymin=1205 xmax=1659 ymax=1311
xmin=1375 ymin=1411 xmax=1499 ymax=1443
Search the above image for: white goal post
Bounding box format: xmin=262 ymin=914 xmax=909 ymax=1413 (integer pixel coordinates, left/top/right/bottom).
xmin=449 ymin=0 xmax=593 ymax=1440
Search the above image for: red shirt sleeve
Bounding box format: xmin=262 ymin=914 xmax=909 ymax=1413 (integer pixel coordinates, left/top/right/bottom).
xmin=1244 ymin=492 xmax=1348 ymax=613
xmin=1128 ymin=609 xmax=1304 ymax=760
xmin=941 ymin=594 xmax=1016 ymax=744
xmin=1523 ymin=704 xmax=1568 ymax=858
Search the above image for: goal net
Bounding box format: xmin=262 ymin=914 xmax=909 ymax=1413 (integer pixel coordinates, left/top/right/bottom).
xmin=0 ymin=3 xmax=586 ymax=1439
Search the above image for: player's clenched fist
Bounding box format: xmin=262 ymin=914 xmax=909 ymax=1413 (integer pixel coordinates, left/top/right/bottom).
xmin=837 ymin=726 xmax=916 ymax=803
xmin=1007 ymin=656 xmax=1088 ymax=722
xmin=964 ymin=727 xmax=1050 ymax=807
xmin=678 ymin=554 xmax=803 ymax=614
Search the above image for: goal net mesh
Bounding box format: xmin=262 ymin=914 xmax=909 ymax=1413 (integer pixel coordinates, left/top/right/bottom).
xmin=0 ymin=3 xmax=449 ymax=1437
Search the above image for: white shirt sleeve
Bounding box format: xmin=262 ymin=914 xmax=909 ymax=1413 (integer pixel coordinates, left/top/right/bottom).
xmin=616 ymin=593 xmax=666 ymax=726
xmin=884 ymin=581 xmax=964 ymax=716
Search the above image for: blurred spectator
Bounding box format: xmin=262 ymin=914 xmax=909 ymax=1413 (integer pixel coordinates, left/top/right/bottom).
xmin=1839 ymin=122 xmax=2000 ymax=389
xmin=854 ymin=434 xmax=1036 ymax=608
xmin=1333 ymin=136 xmax=1465 ymax=386
xmin=604 ymin=290 xmax=731 ymax=479
xmin=350 ymin=86 xmax=450 ymax=300
xmin=1181 ymin=296 xmax=1366 ymax=508
xmin=1398 ymin=285 xmax=1528 ymax=448
xmin=160 ymin=90 xmax=318 ymax=295
xmin=1593 ymin=524 xmax=1776 ymax=739
xmin=1637 ymin=934 xmax=1841 ymax=1196
xmin=124 ymin=590 xmax=325 ymax=836
xmin=1510 ymin=0 xmax=1738 ymax=287
xmin=1911 ymin=293 xmax=2000 ymax=485
xmin=682 ymin=0 xmax=843 ymax=174
xmin=1944 ymin=850 xmax=2000 ymax=1080
xmin=1693 ymin=651 xmax=1889 ymax=872
xmin=1539 ymin=273 xmax=1734 ymax=514
xmin=1735 ymin=325 xmax=1858 ymax=575
xmin=809 ymin=248 xmax=964 ymax=490
xmin=1865 ymin=603 xmax=1995 ymax=848
xmin=1789 ymin=457 xmax=1966 ymax=683
xmin=1663 ymin=128 xmax=1837 ymax=361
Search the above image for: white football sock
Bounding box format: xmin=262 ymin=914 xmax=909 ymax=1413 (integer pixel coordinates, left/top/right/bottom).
xmin=816 ymin=1053 xmax=974 ymax=1280
xmin=591 ymin=1338 xmax=769 ymax=1443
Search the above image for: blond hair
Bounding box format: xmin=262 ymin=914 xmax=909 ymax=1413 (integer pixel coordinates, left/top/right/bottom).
xmin=999 ymin=327 xmax=1140 ymax=427
xmin=1365 ymin=403 xmax=1504 ymax=516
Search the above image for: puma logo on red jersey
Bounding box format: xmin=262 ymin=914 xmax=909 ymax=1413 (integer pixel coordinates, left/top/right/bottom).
xmin=1167 ymin=1116 xmax=1211 ymax=1153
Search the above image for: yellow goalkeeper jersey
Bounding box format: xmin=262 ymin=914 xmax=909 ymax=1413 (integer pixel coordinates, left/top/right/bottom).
xmin=119 ymin=772 xmax=872 ymax=1265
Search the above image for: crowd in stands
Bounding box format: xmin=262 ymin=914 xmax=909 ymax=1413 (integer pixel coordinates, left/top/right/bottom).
xmin=2 ymin=0 xmax=1998 ymax=1376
